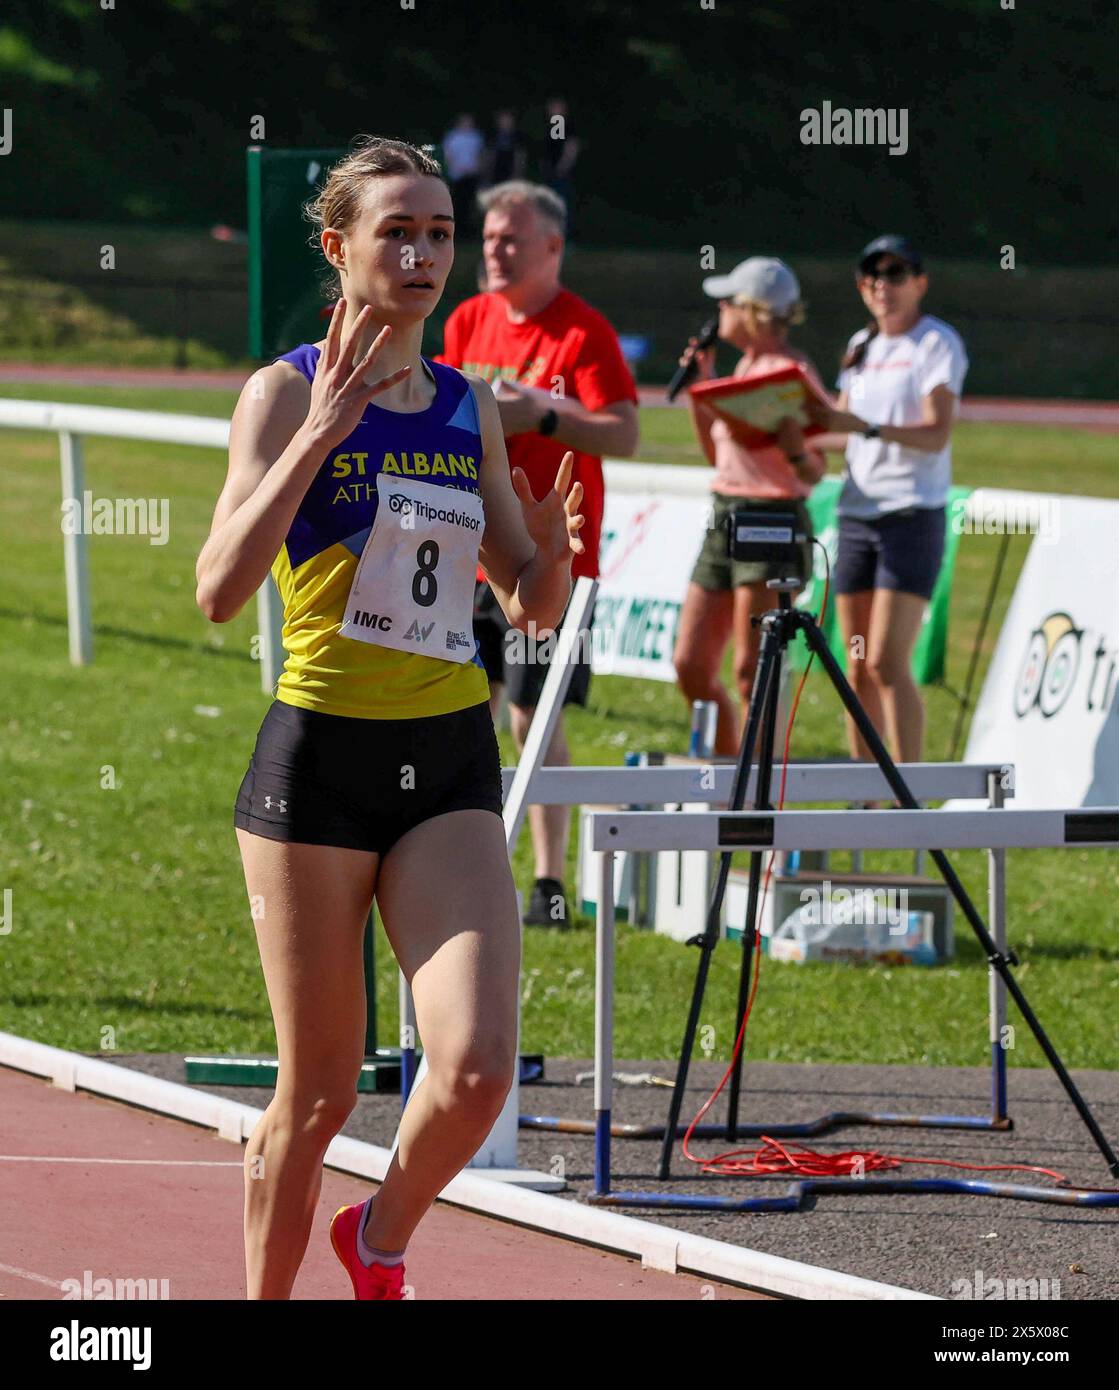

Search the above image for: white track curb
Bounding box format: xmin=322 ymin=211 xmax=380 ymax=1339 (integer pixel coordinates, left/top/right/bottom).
xmin=0 ymin=1032 xmax=937 ymax=1301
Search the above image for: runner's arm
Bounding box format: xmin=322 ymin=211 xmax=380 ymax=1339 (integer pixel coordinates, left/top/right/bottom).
xmin=195 ymin=365 xmax=323 ymax=623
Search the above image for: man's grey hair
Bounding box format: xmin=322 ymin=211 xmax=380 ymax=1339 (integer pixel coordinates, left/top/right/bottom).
xmin=477 ymin=180 xmax=567 ymax=234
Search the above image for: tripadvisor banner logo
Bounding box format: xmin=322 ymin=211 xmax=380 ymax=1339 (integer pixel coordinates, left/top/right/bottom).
xmin=1014 ymin=611 xmax=1085 ymax=719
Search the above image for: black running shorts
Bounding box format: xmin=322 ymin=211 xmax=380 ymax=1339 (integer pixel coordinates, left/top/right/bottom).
xmin=234 ymin=698 xmax=504 ymax=855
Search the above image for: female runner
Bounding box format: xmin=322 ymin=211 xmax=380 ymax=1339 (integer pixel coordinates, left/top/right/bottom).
xmin=195 ymin=136 xmax=584 ymax=1300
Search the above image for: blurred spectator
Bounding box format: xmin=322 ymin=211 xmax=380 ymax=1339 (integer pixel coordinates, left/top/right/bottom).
xmin=442 ymin=113 xmax=485 ymax=236
xmin=484 ymin=109 xmax=527 ymax=186
xmin=674 ymin=258 xmax=826 ymax=756
xmin=538 ymin=97 xmax=580 ymax=234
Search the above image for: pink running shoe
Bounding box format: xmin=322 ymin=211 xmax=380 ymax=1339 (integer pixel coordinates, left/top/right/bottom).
xmin=330 ymin=1202 xmax=407 ymax=1300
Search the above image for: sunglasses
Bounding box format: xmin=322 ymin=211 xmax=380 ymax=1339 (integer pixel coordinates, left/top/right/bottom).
xmin=861 ymin=263 xmax=914 ymax=285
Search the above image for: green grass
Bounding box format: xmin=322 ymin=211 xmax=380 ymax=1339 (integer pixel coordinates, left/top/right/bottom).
xmin=1 ymin=383 xmax=1117 ymax=1070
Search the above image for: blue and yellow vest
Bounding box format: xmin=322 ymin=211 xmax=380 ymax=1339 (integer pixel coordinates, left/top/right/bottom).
xmin=269 ymin=344 xmax=490 ymax=719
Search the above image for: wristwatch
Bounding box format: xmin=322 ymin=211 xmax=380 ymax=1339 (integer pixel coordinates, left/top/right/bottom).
xmin=538 ymin=407 xmax=559 ymax=437
xmin=862 ymin=422 xmax=881 ymax=439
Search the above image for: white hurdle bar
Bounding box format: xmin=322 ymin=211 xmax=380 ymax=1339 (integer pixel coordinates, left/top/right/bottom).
xmin=591 ymin=807 xmax=1119 ymax=852
xmin=499 ymin=761 xmax=1011 ymax=805
xmin=590 ymin=803 xmax=1119 ymax=1195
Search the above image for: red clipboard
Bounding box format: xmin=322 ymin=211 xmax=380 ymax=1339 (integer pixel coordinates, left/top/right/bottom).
xmin=689 ymin=364 xmax=826 ymax=448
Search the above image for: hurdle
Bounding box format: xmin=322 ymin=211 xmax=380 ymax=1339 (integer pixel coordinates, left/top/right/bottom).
xmin=588 ymin=805 xmax=1119 ymax=1210
xmin=515 ymin=759 xmax=1016 ymax=1142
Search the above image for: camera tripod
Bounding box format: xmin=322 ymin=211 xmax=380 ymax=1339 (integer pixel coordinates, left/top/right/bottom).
xmin=657 ymin=578 xmax=1119 ymax=1182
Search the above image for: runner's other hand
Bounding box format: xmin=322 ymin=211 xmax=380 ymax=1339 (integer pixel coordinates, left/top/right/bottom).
xmin=303 ymin=300 xmax=412 ymax=451
xmin=510 ymin=451 xmax=585 ymax=563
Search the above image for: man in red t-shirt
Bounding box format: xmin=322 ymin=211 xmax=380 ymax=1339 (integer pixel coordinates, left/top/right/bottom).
xmin=438 ymin=180 xmax=638 ymax=927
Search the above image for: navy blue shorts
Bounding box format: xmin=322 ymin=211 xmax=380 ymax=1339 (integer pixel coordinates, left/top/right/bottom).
xmin=833 ymin=506 xmax=947 ymax=600
xmin=234 ymin=698 xmax=504 ymax=855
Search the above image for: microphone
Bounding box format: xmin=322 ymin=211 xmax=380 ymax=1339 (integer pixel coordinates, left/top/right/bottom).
xmin=666 ymin=316 xmax=719 ymax=402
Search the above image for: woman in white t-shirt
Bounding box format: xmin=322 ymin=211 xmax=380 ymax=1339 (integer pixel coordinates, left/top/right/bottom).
xmin=674 ymin=257 xmax=828 ymax=756
xmin=808 ymin=235 xmax=969 ymax=766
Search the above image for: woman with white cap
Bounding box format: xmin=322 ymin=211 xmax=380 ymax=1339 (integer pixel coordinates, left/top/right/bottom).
xmin=807 ymin=235 xmax=968 ymax=766
xmin=673 ymin=256 xmax=827 ymax=756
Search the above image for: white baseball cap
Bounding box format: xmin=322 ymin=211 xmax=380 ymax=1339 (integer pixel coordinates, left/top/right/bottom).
xmin=702 ymin=256 xmax=801 ymax=314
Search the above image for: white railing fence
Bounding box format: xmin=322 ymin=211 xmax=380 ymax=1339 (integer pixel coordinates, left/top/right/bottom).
xmin=1 ymin=396 xmax=1068 ymax=695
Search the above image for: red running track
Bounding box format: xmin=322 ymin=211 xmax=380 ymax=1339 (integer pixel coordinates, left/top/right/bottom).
xmin=0 ymin=1067 xmax=764 ymax=1302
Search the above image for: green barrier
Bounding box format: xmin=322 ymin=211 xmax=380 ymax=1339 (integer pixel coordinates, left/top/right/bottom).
xmin=248 ymin=143 xmax=441 ymax=361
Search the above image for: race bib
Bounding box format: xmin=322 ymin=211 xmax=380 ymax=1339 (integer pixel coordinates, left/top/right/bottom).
xmin=339 ymin=473 xmax=485 ymax=664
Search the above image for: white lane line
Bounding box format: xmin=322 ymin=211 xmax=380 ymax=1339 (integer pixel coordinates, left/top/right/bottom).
xmin=0 ymin=1261 xmax=64 ymax=1290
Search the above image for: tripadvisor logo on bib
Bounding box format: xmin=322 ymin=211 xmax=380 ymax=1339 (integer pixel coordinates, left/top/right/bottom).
xmin=1014 ymin=611 xmax=1082 ymax=718
xmin=388 ymin=492 xmax=481 ymax=529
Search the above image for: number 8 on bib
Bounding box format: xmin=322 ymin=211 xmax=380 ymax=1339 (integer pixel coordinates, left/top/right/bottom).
xmin=339 ymin=473 xmax=486 ymax=664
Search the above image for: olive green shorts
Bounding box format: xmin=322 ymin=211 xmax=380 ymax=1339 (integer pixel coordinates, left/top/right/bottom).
xmin=690 ymin=493 xmax=815 ymax=590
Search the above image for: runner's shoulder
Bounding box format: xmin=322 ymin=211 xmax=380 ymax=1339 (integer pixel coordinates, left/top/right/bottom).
xmin=456 ymin=368 xmax=501 ymax=422
xmin=245 ymin=357 xmax=311 ymax=407
xmin=231 ymin=359 xmax=312 ymax=449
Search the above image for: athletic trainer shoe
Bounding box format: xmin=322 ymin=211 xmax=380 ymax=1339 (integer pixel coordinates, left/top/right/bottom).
xmin=329 ymin=1203 xmax=407 ymax=1300
xmin=523 ymin=876 xmax=569 ymax=927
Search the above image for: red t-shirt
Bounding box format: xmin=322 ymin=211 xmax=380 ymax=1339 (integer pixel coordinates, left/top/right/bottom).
xmin=438 ymin=288 xmax=637 ymax=581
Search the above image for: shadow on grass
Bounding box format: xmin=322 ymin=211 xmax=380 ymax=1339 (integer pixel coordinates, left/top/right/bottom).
xmin=1010 ymin=943 xmax=1119 ymax=963
xmin=4 ymin=993 xmax=263 ymax=1023
xmin=0 ymin=605 xmax=253 ymax=664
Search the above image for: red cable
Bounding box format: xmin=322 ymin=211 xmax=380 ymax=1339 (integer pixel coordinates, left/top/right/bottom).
xmin=676 ymin=547 xmax=1080 ymax=1192
xmin=694 ymin=1135 xmax=1070 ymax=1185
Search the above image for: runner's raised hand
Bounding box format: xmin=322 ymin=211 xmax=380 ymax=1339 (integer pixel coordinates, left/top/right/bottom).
xmin=304 ymin=300 xmax=413 ymax=451
xmin=510 ymin=451 xmax=585 ymax=563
